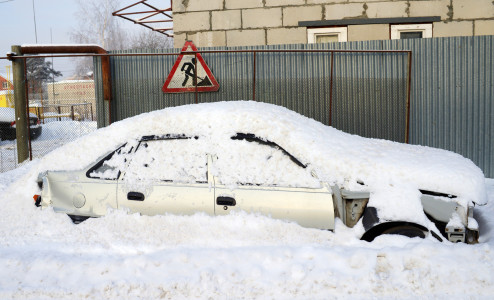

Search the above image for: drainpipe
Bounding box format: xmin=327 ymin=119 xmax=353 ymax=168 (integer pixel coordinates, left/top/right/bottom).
xmin=20 ymin=44 xmax=112 ymax=126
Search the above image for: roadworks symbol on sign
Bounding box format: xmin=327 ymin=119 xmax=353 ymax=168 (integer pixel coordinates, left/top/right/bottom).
xmin=162 ymin=41 xmax=220 ymax=93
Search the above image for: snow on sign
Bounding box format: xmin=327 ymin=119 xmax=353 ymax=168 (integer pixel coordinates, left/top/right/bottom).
xmin=162 ymin=41 xmax=220 ymax=93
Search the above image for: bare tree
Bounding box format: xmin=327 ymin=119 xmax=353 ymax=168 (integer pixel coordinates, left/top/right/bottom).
xmin=70 ymin=0 xmax=173 ymax=77
xmin=128 ymin=29 xmax=173 ymax=50
xmin=71 ymin=0 xmax=126 ymax=50
xmin=70 ymin=0 xmax=126 ymax=77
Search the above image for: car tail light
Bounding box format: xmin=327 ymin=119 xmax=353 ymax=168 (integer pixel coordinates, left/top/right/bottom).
xmin=37 ymin=119 xmax=40 ymax=125
xmin=33 ymin=194 xmax=41 ymax=207
xmin=10 ymin=121 xmax=15 ymax=128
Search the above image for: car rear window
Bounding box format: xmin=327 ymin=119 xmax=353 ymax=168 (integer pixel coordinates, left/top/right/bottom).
xmin=213 ymin=137 xmax=320 ymax=188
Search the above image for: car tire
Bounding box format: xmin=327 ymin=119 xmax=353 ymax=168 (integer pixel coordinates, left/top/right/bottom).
xmin=68 ymin=214 xmax=90 ymax=224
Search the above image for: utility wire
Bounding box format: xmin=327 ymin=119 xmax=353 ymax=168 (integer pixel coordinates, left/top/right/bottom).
xmin=32 ymin=0 xmax=38 ymax=43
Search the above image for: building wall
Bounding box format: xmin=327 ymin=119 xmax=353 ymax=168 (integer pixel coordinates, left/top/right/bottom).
xmin=0 ymin=75 xmax=13 ymax=92
xmin=47 ymin=80 xmax=95 ymax=103
xmin=172 ymin=0 xmax=494 ymax=47
xmin=0 ymin=91 xmax=14 ymax=108
xmin=46 ymin=80 xmax=96 ymax=120
xmin=0 ymin=75 xmax=14 ymax=108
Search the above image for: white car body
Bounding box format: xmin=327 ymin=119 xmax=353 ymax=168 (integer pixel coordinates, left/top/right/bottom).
xmin=40 ymin=135 xmax=335 ymax=230
xmin=35 ymin=101 xmax=487 ymax=244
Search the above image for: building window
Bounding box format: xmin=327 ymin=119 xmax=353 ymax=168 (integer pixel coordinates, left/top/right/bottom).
xmin=391 ymin=24 xmax=432 ymax=39
xmin=2 ymin=82 xmax=9 ymax=89
xmin=308 ymin=27 xmax=348 ymax=43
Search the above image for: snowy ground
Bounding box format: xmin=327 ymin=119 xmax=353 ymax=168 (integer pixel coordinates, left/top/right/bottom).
xmin=0 ymin=163 xmax=492 ymax=299
xmin=0 ymin=102 xmax=492 ymax=299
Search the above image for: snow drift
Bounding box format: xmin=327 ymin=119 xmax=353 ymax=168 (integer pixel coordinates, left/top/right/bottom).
xmin=0 ymin=101 xmax=492 ymax=299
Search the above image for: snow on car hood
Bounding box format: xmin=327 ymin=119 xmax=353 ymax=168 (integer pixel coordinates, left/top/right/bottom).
xmin=0 ymin=107 xmax=38 ymax=122
xmin=34 ymin=101 xmax=487 ymax=208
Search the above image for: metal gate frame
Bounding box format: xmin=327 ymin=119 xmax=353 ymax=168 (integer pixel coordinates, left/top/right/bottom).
xmin=1 ymin=47 xmax=412 ymax=164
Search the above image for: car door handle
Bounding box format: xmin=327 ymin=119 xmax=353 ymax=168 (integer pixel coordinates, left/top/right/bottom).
xmin=128 ymin=192 xmax=145 ymax=201
xmin=216 ymin=196 xmax=236 ymax=206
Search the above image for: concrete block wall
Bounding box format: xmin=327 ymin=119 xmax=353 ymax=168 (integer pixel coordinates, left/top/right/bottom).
xmin=173 ymin=0 xmax=494 ymax=48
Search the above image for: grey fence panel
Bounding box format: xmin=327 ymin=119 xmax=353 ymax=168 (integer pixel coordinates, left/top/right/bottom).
xmin=94 ymin=36 xmax=494 ymax=177
xmin=108 ymin=48 xmax=196 ymax=121
xmin=331 ymin=51 xmax=408 ymax=142
xmin=196 ymin=50 xmax=254 ymax=103
xmin=254 ymin=49 xmax=332 ymax=126
xmin=319 ymin=36 xmax=493 ymax=177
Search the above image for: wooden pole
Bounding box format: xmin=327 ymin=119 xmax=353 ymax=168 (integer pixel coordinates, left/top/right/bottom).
xmin=11 ymin=46 xmax=29 ymax=163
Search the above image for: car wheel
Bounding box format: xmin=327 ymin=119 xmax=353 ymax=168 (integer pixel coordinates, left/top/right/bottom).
xmin=68 ymin=214 xmax=90 ymax=224
xmin=381 ymin=225 xmax=426 ymax=239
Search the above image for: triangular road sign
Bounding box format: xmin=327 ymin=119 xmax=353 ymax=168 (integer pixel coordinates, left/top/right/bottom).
xmin=162 ymin=41 xmax=220 ymax=93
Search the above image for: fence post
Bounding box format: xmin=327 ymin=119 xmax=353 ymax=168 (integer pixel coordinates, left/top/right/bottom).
xmin=11 ymin=45 xmax=29 ymax=164
xmin=194 ymin=53 xmax=198 ymax=104
xmin=252 ymin=52 xmax=256 ymax=101
xmin=71 ymin=105 xmax=75 ymax=120
xmin=329 ymin=51 xmax=334 ymax=127
xmin=405 ymin=51 xmax=412 ymax=144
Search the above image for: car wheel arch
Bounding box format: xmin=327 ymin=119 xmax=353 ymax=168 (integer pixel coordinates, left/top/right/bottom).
xmin=360 ymin=221 xmax=431 ymax=242
xmin=360 ymin=206 xmax=441 ymax=242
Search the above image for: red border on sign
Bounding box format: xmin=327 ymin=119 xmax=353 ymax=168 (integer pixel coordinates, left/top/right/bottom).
xmin=162 ymin=41 xmax=220 ymax=93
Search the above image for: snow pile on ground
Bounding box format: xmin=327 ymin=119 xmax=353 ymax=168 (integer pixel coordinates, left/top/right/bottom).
xmin=0 ymin=101 xmax=492 ymax=298
xmin=0 ymin=164 xmax=493 ymax=298
xmin=0 ymin=121 xmax=96 ymax=173
xmin=37 ymin=120 xmax=96 ymax=142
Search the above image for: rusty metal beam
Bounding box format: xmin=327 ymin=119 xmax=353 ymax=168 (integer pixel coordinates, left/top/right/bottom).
xmin=112 ymin=0 xmax=146 ymax=15
xmin=137 ymin=19 xmax=173 ymax=24
xmin=112 ymin=0 xmax=173 ymax=37
xmin=116 ymin=9 xmax=171 ymax=16
xmin=3 ymin=49 xmax=412 ymax=62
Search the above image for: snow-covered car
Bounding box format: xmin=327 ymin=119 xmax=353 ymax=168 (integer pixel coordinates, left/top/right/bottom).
xmin=0 ymin=107 xmax=42 ymax=140
xmin=34 ymin=101 xmax=487 ymax=244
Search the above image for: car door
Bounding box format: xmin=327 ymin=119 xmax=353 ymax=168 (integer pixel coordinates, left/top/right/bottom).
xmin=212 ymin=135 xmax=334 ymax=230
xmin=115 ymin=136 xmax=215 ymax=216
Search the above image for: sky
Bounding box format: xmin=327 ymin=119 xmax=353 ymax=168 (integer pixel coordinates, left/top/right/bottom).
xmin=0 ymin=0 xmax=171 ymax=80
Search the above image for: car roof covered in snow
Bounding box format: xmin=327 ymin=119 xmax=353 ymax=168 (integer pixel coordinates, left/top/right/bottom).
xmin=35 ymin=101 xmax=487 ymax=208
xmin=0 ymin=107 xmax=38 ymax=122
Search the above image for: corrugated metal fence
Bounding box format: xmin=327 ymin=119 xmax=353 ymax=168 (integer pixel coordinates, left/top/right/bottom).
xmin=95 ymin=35 xmax=494 ymax=177
xmin=97 ymin=47 xmax=410 ymax=141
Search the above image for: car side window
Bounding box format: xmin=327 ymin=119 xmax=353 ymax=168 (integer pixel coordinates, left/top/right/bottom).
xmin=123 ymin=138 xmax=207 ymax=184
xmin=87 ymin=141 xmax=138 ymax=180
xmin=213 ymin=135 xmax=320 ymax=188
